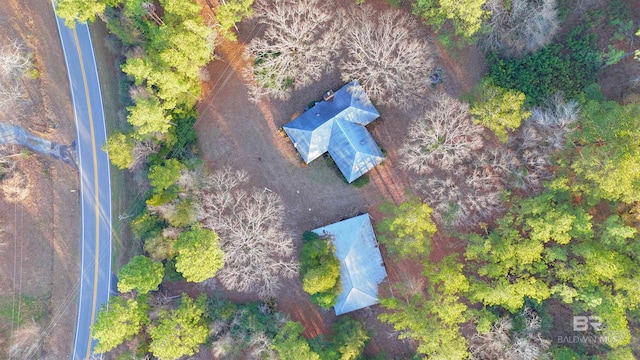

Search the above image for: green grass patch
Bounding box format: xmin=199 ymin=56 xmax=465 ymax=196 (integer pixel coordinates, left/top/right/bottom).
xmin=350 ymin=174 xmax=370 ymax=188
xmin=0 ymin=295 xmax=47 ymax=328
xmin=323 ymin=154 xmax=370 ymax=187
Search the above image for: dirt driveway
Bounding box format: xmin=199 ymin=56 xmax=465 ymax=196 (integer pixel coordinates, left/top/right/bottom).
xmin=193 ymin=1 xmax=485 ymax=356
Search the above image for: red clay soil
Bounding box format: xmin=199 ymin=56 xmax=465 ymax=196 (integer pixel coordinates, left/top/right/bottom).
xmin=190 ymin=0 xmax=488 ymax=357
xmin=0 ymin=1 xmax=80 ymax=358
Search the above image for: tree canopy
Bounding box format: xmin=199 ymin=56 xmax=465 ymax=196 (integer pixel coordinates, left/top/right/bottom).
xmin=174 ymin=224 xmax=224 ymax=283
xmin=377 ymin=198 xmax=437 ymax=258
xmin=216 ymin=0 xmax=254 ymax=41
xmin=272 ymin=321 xmax=321 ymax=360
xmin=55 ymin=0 xmax=121 ymax=27
xmin=465 ymin=177 xmax=640 ymax=350
xmin=568 ymin=98 xmax=640 ymax=203
xmin=148 ymin=158 xmax=184 ymax=193
xmin=126 ymin=95 xmax=172 ymax=135
xmin=413 ymin=0 xmax=488 ymax=38
xmin=102 ymin=132 xmax=135 ymax=170
xmin=468 ymin=78 xmax=530 ymax=143
xmin=299 ymin=231 xmax=342 ymax=309
xmin=149 ymin=294 xmax=209 ymax=360
xmin=379 ymin=255 xmax=470 ymax=359
xmin=92 ymin=296 xmax=149 ymax=353
xmin=117 ymin=255 xmax=164 ymax=294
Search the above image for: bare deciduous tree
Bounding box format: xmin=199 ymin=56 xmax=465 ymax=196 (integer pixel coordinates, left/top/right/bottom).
xmin=244 ymin=0 xmax=341 ymax=101
xmin=481 ymin=147 xmax=522 ymax=184
xmin=508 ymin=94 xmax=578 ymax=190
xmin=0 ymin=40 xmax=31 ymax=115
xmin=470 ymin=308 xmax=551 ymax=360
xmin=340 ymin=6 xmax=434 ymax=108
xmin=0 ymin=81 xmax=23 ymax=115
xmin=0 ymin=40 xmax=31 ymax=78
xmin=470 ymin=317 xmax=513 ymax=359
xmin=530 ymin=94 xmax=579 ymax=138
xmin=0 ymin=146 xmax=18 ymax=179
xmin=1 ymin=170 xmax=29 ymax=202
xmin=482 ymin=0 xmax=559 ymax=57
xmin=209 ymin=298 xmax=286 ymax=360
xmin=131 ymin=139 xmax=160 ymax=170
xmin=195 ymin=168 xmax=298 ymax=298
xmin=400 ymin=93 xmax=483 ymax=174
xmin=417 ymin=175 xmax=504 ymax=227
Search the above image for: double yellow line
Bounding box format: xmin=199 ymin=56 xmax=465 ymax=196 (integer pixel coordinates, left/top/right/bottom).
xmin=72 ymin=27 xmax=101 ymax=360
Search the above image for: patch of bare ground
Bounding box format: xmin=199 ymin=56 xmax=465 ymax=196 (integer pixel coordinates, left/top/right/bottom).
xmin=188 ymin=0 xmax=488 ymax=357
xmin=0 ymin=0 xmax=79 ymax=359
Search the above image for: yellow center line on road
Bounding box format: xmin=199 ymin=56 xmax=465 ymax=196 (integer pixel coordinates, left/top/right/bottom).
xmin=72 ymin=27 xmax=101 ymax=360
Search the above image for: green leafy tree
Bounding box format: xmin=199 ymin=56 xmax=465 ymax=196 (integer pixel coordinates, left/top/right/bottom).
xmin=145 ymin=235 xmax=178 ymax=261
xmin=309 ymin=317 xmax=369 ymax=360
xmin=167 ymin=198 xmax=194 ymax=227
xmin=272 ymin=321 xmax=321 ymax=360
xmin=55 ymin=0 xmax=121 ymax=27
xmin=465 ymin=179 xmax=592 ymax=311
xmin=377 ymin=198 xmax=437 ymax=259
xmin=92 ymin=296 xmax=149 ymax=353
xmin=207 ymin=295 xmax=303 ymax=357
xmin=379 ymin=255 xmax=469 ymax=359
xmin=636 ymin=29 xmax=640 ymax=60
xmin=331 ymin=317 xmax=370 ymax=360
xmin=120 ymin=0 xmax=214 ymax=111
xmin=413 ymin=0 xmax=488 ymax=38
xmin=490 ymin=25 xmax=600 ymax=105
xmin=468 ymin=79 xmax=530 ymax=142
xmin=102 ymin=132 xmax=135 ymax=169
xmin=131 ymin=211 xmax=165 ymax=241
xmin=117 ymin=255 xmax=164 ymax=294
xmin=464 ymin=176 xmax=640 ymax=350
xmin=216 ymin=0 xmax=254 ymax=41
xmin=148 ymin=158 xmax=184 ymax=193
xmin=568 ymin=99 xmax=640 ymax=203
xmin=553 ymin=213 xmax=640 ymax=349
xmin=126 ymin=95 xmax=172 ymax=135
xmin=174 ymin=224 xmax=224 ymax=282
xmin=302 ymin=263 xmax=340 ymax=295
xmin=149 ymin=294 xmax=209 ymax=360
xmin=149 ymin=3 xmax=214 ymax=82
xmin=299 ymin=231 xmax=341 ymax=309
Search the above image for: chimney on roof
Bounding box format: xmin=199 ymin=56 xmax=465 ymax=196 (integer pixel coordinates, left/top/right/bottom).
xmin=323 ymin=90 xmax=335 ymax=102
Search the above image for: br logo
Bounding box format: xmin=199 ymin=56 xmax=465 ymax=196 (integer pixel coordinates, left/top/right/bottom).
xmin=573 ymin=316 xmax=602 ymax=331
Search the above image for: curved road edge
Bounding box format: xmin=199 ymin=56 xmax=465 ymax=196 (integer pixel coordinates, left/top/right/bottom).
xmin=51 ymin=4 xmax=113 ymax=360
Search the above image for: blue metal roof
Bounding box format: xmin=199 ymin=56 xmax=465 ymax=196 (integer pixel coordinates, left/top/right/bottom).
xmin=283 ymin=81 xmax=384 ymax=182
xmin=312 ymin=214 xmax=388 ymax=316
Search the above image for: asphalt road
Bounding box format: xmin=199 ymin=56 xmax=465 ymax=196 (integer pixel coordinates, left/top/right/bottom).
xmin=52 ymin=9 xmax=113 ymax=360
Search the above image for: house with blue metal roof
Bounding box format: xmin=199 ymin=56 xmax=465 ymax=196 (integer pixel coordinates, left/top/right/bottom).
xmin=312 ymin=214 xmax=388 ymax=315
xmin=283 ymin=81 xmax=385 ymax=183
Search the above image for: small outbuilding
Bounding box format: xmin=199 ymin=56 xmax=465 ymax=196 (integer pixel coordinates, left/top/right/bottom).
xmin=283 ymin=81 xmax=385 ymax=183
xmin=311 ymin=213 xmax=388 ymax=315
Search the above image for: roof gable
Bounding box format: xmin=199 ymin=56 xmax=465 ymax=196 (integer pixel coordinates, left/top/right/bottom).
xmin=283 ymin=81 xmax=384 ymax=182
xmin=329 ymin=119 xmax=385 ymax=182
xmin=312 ymin=214 xmax=388 ymax=316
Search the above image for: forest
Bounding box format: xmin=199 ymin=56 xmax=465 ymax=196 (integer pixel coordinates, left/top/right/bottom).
xmin=54 ymin=0 xmax=640 ymax=359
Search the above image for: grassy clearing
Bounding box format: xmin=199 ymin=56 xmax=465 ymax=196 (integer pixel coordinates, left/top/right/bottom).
xmin=0 ymin=295 xmax=47 ymax=328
